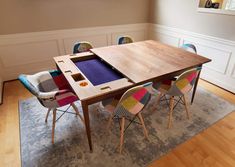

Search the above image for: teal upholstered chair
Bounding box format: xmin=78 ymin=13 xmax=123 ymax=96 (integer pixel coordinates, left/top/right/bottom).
xmin=18 ymin=70 xmax=84 ymax=143
xmin=152 ymin=68 xmax=201 ymax=128
xmin=73 ymin=41 xmax=93 ymax=54
xmin=181 ymin=43 xmax=197 ymax=53
xmin=118 ymin=36 xmax=134 ymax=45
xmin=102 ymin=82 xmax=152 ymax=153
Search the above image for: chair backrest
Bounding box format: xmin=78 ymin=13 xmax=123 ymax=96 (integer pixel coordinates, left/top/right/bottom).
xmin=114 ymin=82 xmax=152 ymax=117
xmin=19 ymin=70 xmax=74 ymax=108
xmin=18 ymin=70 xmax=60 ymax=97
xmin=181 ymin=43 xmax=197 ymax=54
xmin=168 ymin=67 xmax=201 ymax=96
xmin=118 ymin=36 xmax=134 ymax=45
xmin=73 ymin=41 xmax=93 ymax=54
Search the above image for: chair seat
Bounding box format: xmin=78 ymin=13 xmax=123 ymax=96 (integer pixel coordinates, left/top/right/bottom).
xmin=153 ymin=79 xmax=175 ymax=94
xmin=101 ymin=98 xmax=119 ymax=113
xmin=43 ymin=71 xmax=78 ymax=108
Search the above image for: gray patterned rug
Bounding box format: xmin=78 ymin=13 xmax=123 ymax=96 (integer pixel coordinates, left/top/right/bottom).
xmin=19 ymin=87 xmax=235 ymax=167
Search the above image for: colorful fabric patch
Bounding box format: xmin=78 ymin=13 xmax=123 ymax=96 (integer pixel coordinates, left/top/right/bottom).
xmin=129 ymin=103 xmax=144 ymax=115
xmin=132 ymin=88 xmax=147 ymax=101
xmin=186 ymin=72 xmax=197 ymax=83
xmin=122 ymin=96 xmax=138 ymax=111
xmin=176 ymin=78 xmax=189 ymax=90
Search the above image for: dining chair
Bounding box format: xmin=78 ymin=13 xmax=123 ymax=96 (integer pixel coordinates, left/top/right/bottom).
xmin=118 ymin=36 xmax=134 ymax=45
xmin=181 ymin=43 xmax=197 ymax=53
xmin=101 ymin=82 xmax=152 ymax=153
xmin=152 ymin=67 xmax=201 ymax=128
xmin=73 ymin=41 xmax=93 ymax=54
xmin=18 ymin=70 xmax=84 ymax=144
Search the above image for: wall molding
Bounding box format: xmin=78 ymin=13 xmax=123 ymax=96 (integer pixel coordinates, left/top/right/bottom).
xmin=149 ymin=23 xmax=235 ymax=93
xmin=149 ymin=24 xmax=235 ymax=47
xmin=0 ymin=22 xmax=234 ymax=102
xmin=0 ymin=23 xmax=149 ymax=81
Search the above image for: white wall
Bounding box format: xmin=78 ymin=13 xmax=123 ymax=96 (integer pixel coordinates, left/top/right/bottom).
xmin=150 ymin=0 xmax=235 ymax=41
xmin=0 ymin=0 xmax=150 ymax=35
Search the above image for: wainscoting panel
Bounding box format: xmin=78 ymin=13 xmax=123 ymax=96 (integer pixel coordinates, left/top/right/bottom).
xmin=0 ymin=23 xmax=148 ymax=81
xmin=149 ymin=24 xmax=235 ymax=93
xmin=0 ymin=40 xmax=60 ymax=68
xmin=183 ymin=40 xmax=232 ymax=75
xmin=151 ymin=32 xmax=180 ymax=47
xmin=232 ymin=64 xmax=235 ymax=79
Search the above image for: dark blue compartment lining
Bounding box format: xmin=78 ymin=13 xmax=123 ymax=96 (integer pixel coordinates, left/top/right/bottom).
xmin=74 ymin=58 xmax=123 ymax=86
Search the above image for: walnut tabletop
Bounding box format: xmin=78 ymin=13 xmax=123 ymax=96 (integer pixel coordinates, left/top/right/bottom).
xmin=91 ymin=40 xmax=211 ymax=83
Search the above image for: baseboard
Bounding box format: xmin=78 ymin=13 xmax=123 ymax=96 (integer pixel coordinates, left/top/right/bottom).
xmin=0 ymin=23 xmax=149 ymax=81
xmin=149 ymin=23 xmax=235 ymax=93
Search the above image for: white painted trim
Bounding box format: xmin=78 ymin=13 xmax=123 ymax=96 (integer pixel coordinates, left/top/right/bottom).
xmin=149 ymin=24 xmax=235 ymax=47
xmin=197 ymin=8 xmax=235 ymax=16
xmin=0 ymin=23 xmax=149 ymax=81
xmin=0 ymin=23 xmax=148 ymax=44
xmin=201 ymin=72 xmax=235 ymax=92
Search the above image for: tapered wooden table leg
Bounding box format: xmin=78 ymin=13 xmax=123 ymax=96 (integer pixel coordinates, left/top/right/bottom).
xmin=168 ymin=96 xmax=174 ymax=129
xmin=191 ymin=66 xmax=202 ymax=104
xmin=81 ymin=102 xmax=93 ymax=152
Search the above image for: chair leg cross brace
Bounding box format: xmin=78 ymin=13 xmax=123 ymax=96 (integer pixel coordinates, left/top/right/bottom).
xmin=49 ymin=103 xmax=84 ymax=144
xmin=167 ymin=95 xmax=190 ymax=128
xmin=114 ymin=114 xmax=149 ymax=153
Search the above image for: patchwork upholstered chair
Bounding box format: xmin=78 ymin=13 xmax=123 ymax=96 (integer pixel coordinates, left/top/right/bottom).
xmin=118 ymin=36 xmax=134 ymax=45
xmin=18 ymin=70 xmax=84 ymax=144
xmin=181 ymin=43 xmax=197 ymax=53
xmin=73 ymin=41 xmax=93 ymax=54
xmin=102 ymin=82 xmax=152 ymax=153
xmin=152 ymin=68 xmax=201 ymax=128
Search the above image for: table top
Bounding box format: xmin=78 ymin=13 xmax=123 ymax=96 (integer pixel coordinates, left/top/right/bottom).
xmin=91 ymin=40 xmax=211 ymax=83
xmin=54 ymin=40 xmax=211 ymax=103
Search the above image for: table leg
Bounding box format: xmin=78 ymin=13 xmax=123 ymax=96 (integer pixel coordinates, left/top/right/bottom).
xmin=81 ymin=102 xmax=93 ymax=152
xmin=191 ymin=67 xmax=202 ymax=104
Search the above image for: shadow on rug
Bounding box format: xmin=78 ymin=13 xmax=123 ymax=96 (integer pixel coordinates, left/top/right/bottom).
xmin=19 ymin=87 xmax=235 ymax=167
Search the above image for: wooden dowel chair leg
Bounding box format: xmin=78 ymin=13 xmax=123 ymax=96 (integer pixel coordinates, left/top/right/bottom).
xmin=183 ymin=95 xmax=190 ymax=119
xmin=71 ymin=103 xmax=85 ymax=125
xmin=52 ymin=109 xmax=57 ymax=144
xmin=107 ymin=112 xmax=114 ymax=133
xmin=156 ymin=92 xmax=163 ymax=106
xmin=45 ymin=108 xmax=51 ymax=123
xmin=119 ymin=117 xmax=125 ymax=154
xmin=168 ymin=96 xmax=174 ymax=129
xmin=137 ymin=113 xmax=149 ymax=141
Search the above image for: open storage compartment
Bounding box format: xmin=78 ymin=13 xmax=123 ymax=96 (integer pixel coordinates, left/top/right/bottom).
xmin=70 ymin=55 xmax=126 ymax=86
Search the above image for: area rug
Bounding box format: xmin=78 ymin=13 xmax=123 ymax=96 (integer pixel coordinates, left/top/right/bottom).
xmin=19 ymin=87 xmax=235 ymax=167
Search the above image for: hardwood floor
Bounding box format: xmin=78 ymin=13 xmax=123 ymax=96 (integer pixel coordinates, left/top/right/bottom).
xmin=0 ymin=79 xmax=234 ymax=167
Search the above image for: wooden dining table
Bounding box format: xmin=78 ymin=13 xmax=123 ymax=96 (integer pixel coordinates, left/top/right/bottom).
xmin=54 ymin=40 xmax=211 ymax=152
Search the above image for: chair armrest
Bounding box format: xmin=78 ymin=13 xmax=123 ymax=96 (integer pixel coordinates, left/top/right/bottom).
xmin=38 ymin=91 xmax=59 ymax=100
xmin=38 ymin=89 xmax=73 ymax=100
